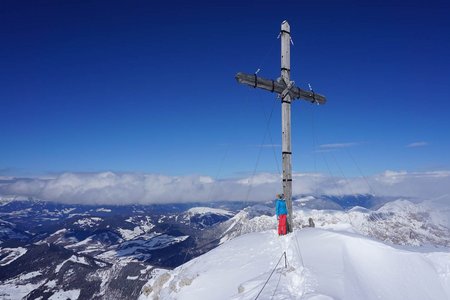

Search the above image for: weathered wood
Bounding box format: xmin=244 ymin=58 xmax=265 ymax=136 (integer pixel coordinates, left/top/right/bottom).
xmin=235 ymin=72 xmax=326 ymax=105
xmin=235 ymin=20 xmax=327 ymax=235
xmin=281 ymin=20 xmax=293 ymax=233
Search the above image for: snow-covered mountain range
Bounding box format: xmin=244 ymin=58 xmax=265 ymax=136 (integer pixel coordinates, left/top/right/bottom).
xmin=1 ymin=194 xmax=449 ymax=299
xmin=0 ymin=200 xmax=237 ymax=299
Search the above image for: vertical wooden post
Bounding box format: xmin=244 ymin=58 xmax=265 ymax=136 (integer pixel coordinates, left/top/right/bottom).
xmin=281 ymin=20 xmax=293 ymax=233
xmin=236 ymin=21 xmax=327 ymax=233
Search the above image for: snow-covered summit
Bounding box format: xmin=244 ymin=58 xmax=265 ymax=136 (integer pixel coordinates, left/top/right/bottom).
xmin=186 ymin=207 xmax=233 ymax=217
xmin=182 ymin=207 xmax=235 ymax=230
xmin=140 ymin=229 xmax=450 ymax=300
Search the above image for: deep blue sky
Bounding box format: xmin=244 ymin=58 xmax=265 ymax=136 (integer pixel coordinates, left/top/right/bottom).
xmin=1 ymin=0 xmax=449 ymax=178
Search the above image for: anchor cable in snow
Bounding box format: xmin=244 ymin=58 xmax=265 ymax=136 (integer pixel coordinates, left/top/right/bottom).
xmin=271 ymin=268 xmax=284 ymax=300
xmin=254 ymin=251 xmax=287 ymax=300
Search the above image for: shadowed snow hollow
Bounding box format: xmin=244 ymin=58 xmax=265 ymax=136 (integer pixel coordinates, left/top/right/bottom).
xmin=139 ymin=229 xmax=450 ymax=300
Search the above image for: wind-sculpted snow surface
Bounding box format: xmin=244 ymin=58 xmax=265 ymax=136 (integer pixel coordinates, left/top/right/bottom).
xmin=139 ymin=229 xmax=450 ymax=300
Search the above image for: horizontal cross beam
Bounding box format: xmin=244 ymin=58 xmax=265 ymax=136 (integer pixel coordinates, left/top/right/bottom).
xmin=235 ymin=72 xmax=326 ymax=105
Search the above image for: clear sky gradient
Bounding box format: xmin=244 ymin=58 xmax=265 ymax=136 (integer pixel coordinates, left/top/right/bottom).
xmin=1 ymin=0 xmax=449 ymax=178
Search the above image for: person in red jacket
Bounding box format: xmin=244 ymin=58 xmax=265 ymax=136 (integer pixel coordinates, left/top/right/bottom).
xmin=275 ymin=193 xmax=288 ymax=235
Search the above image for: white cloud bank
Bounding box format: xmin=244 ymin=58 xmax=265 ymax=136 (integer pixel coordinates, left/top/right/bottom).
xmin=1 ymin=170 xmax=450 ymax=205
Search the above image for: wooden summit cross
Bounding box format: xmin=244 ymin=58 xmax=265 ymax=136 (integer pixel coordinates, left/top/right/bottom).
xmin=235 ymin=20 xmax=326 ymax=233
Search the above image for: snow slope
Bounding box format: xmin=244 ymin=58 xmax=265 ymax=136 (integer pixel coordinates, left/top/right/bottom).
xmin=140 ymin=229 xmax=450 ymax=300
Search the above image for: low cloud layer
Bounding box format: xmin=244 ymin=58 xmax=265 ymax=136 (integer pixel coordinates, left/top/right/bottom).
xmin=1 ymin=170 xmax=450 ymax=205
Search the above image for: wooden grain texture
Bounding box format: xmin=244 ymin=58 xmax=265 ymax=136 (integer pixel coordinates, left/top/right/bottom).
xmin=281 ymin=20 xmax=293 ymax=233
xmin=235 ymin=20 xmax=327 ymax=234
xmin=235 ymin=72 xmax=326 ymax=105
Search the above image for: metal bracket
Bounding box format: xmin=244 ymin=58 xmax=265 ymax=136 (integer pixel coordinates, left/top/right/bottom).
xmin=308 ymin=83 xmax=317 ymax=104
xmin=280 ymin=80 xmax=295 ymax=100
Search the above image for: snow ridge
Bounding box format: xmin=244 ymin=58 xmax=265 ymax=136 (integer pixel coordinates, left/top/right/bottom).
xmin=139 ymin=229 xmax=450 ymax=300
